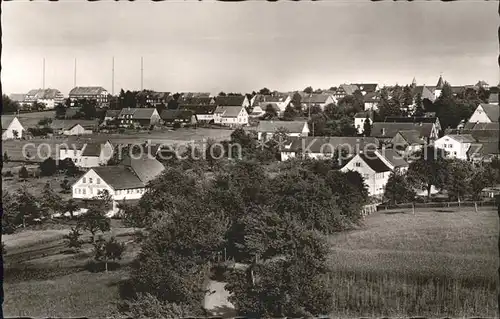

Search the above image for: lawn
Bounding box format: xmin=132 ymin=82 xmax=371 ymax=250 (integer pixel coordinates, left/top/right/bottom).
xmin=326 ymin=208 xmax=499 ymax=317
xmin=2 ymin=173 xmax=77 ymax=199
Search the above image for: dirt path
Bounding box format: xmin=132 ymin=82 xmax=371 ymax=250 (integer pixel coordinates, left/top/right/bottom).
xmin=204 ymin=280 xmax=236 ymax=318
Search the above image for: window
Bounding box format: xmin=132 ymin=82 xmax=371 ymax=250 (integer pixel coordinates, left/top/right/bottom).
xmin=97 ymin=178 xmax=101 ymax=184
xmin=82 ymin=189 xmax=86 ymax=195
xmin=89 ymin=178 xmax=93 ymax=184
xmin=355 ymin=162 xmax=361 ymax=167
xmin=83 ymin=177 xmax=86 ymax=183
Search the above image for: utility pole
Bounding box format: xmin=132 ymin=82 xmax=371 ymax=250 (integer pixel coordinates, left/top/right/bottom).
xmin=112 ymin=57 xmax=115 ymax=96
xmin=42 ymin=58 xmax=46 ymax=89
xmin=74 ymin=58 xmax=77 ymax=87
xmin=140 ymin=56 xmax=144 ymax=91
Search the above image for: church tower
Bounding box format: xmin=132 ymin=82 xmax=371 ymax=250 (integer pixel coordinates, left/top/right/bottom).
xmin=434 ymin=74 xmax=444 ymax=99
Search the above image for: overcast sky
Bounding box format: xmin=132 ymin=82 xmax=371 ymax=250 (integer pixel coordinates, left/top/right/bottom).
xmin=2 ymin=1 xmax=497 ymax=96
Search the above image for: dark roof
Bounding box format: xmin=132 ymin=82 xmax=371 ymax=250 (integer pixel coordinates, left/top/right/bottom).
xmin=50 ymin=119 xmax=99 ymax=130
xmin=160 ymin=109 xmax=195 ymax=121
xmin=359 ymin=152 xmax=392 ymax=173
xmin=449 ymin=128 xmax=499 ymax=143
xmin=446 ymin=134 xmax=477 ymax=143
xmin=355 ymin=111 xmax=373 ymax=119
xmin=463 ymin=122 xmax=499 ymax=131
xmin=118 ymin=108 xmax=157 ymax=120
xmin=380 ymin=149 xmax=409 ymax=168
xmin=69 ymin=86 xmax=107 ymax=95
xmin=301 ymin=93 xmax=333 ymax=104
xmin=121 ymin=156 xmax=165 ymax=185
xmin=215 ymin=95 xmax=246 ymax=106
xmin=178 ymin=96 xmax=213 ymax=105
xmin=353 ymin=83 xmax=378 ymax=93
xmin=412 ymin=86 xmax=435 ymax=100
xmin=489 ymin=93 xmax=499 ymax=104
xmin=479 ymin=104 xmax=499 ymax=122
xmin=179 ymin=104 xmax=217 ymax=115
xmin=81 ymin=143 xmax=101 ymax=157
xmin=105 ymin=109 xmax=121 ymax=118
xmin=288 ymin=136 xmax=379 ymax=154
xmin=214 ymin=105 xmax=244 ymax=118
xmin=436 ymin=76 xmax=445 ymax=89
xmin=363 ymin=92 xmax=380 ymax=103
xmin=384 ymin=116 xmax=438 ymax=124
xmin=395 ymin=130 xmax=425 ymax=144
xmin=371 ymin=122 xmax=435 ymax=139
xmin=257 ymin=120 xmax=308 ymax=134
xmin=468 ymin=142 xmax=500 ymax=157
xmin=92 ymin=166 xmax=144 ymax=190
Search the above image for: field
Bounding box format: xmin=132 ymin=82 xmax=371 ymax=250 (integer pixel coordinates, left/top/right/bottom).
xmin=327 ymin=207 xmax=499 ymax=317
xmin=2 ymin=207 xmax=498 ymax=318
xmin=2 ymin=127 xmax=233 ymax=162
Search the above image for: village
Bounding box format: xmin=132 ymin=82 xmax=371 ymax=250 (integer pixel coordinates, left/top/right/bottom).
xmin=2 ymin=74 xmax=499 ymax=318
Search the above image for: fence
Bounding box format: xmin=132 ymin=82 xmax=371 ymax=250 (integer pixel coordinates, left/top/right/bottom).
xmin=377 ymin=200 xmax=498 ymax=211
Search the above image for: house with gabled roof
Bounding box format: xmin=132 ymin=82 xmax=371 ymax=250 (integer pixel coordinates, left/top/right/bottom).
xmin=353 ymin=83 xmax=379 ymax=95
xmin=256 ymin=120 xmax=309 ymax=141
xmin=280 ymin=136 xmax=378 ymax=162
xmin=50 ymin=119 xmax=99 ymax=135
xmin=59 ymin=140 xmax=114 ymax=168
xmin=341 ymin=150 xmax=397 ymax=197
xmin=300 ymin=93 xmax=335 ymax=111
xmin=179 ymin=104 xmax=217 ymax=123
xmin=71 ymin=156 xmax=164 ymax=216
xmin=69 ymin=86 xmax=109 ymax=106
xmin=363 ymin=92 xmax=380 ymax=110
xmin=468 ymin=141 xmax=500 ymax=163
xmin=467 ymin=104 xmax=499 ymax=124
xmin=117 ymin=108 xmax=161 ymax=128
xmin=354 ymin=111 xmax=373 ymax=135
xmin=2 ymin=116 xmax=25 ymax=140
xmin=434 ymin=134 xmax=477 ymax=160
xmin=215 ymin=95 xmax=250 ymax=108
xmin=391 ymin=130 xmax=426 ymax=157
xmin=334 ymin=84 xmax=359 ymax=100
xmin=24 ymin=88 xmax=65 ymax=109
xmin=160 ymin=109 xmax=197 ymax=127
xmin=213 ymin=105 xmax=248 ymax=127
xmin=370 ymin=122 xmax=439 ymax=144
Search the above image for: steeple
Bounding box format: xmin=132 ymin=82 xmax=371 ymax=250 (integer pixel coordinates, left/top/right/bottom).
xmin=411 ymin=77 xmax=417 ymax=88
xmin=436 ymin=74 xmax=444 ymax=89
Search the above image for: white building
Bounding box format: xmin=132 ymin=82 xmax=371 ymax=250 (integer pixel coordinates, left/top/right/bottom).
xmin=24 ymin=88 xmax=65 ymax=109
xmin=341 ymin=149 xmax=408 ymax=197
xmin=213 ymin=105 xmax=248 ymax=127
xmin=59 ymin=141 xmax=114 ymax=168
xmin=354 ymin=112 xmax=373 ymax=135
xmin=51 ymin=119 xmax=99 ymax=135
xmin=2 ymin=116 xmax=25 ymax=140
xmin=71 ymin=156 xmax=165 ymax=216
xmin=280 ymin=136 xmax=379 ymax=162
xmin=256 ymin=120 xmax=309 ymax=141
xmin=434 ymin=134 xmax=476 ymax=160
xmin=467 ymin=104 xmax=499 ymax=124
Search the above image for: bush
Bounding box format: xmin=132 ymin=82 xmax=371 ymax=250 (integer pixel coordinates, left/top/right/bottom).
xmin=18 ymin=166 xmax=29 ymax=180
xmin=40 ymin=157 xmax=58 ymax=176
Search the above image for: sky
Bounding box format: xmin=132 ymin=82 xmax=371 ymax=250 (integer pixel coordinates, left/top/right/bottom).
xmin=2 ymin=0 xmax=498 ymax=96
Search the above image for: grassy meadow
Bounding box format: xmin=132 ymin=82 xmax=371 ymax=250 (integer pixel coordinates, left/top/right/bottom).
xmin=327 ymin=207 xmax=498 ymax=317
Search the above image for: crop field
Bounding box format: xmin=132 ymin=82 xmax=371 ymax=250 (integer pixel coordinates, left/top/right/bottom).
xmin=327 ymin=208 xmax=499 ymax=317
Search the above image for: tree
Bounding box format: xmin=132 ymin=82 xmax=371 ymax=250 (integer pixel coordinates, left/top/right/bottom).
xmin=218 ymin=91 xmax=227 ymax=97
xmin=78 ymin=208 xmax=111 ymax=243
xmin=117 ymin=293 xmax=195 ymax=319
xmin=64 ymin=199 xmax=79 ymax=219
xmin=226 ymin=219 xmax=334 ymax=318
xmin=15 ymin=188 xmax=42 ymax=227
xmin=93 ymin=236 xmax=125 ymax=272
xmin=37 ymin=117 xmax=52 ymax=127
xmin=282 ymin=104 xmax=297 ymax=121
xmin=258 ymin=88 xmax=271 ymax=95
xmin=55 ymin=103 xmax=67 ymax=119
xmin=403 ymin=85 xmax=414 ymax=107
xmin=40 ymin=182 xmax=63 ymax=218
xmin=303 ymin=86 xmax=313 ymax=94
xmin=407 ymin=146 xmax=449 ymax=198
xmin=58 ymin=158 xmax=79 ymax=177
xmin=2 ymin=94 xmax=19 ymax=114
xmin=291 ymin=92 xmax=302 ymax=113
xmin=442 ymin=159 xmax=472 ymax=202
xmin=59 ymin=178 xmax=71 ymax=194
xmin=263 ymin=104 xmax=278 ymax=119
xmin=2 ymin=191 xmax=18 ymax=234
xmin=469 ymin=165 xmax=496 ymax=201
xmin=63 ymin=227 xmax=84 ymax=252
xmin=3 ymin=151 xmax=9 ymax=163
xmin=39 ymin=157 xmax=58 ymax=176
xmin=18 ymin=166 xmax=29 ymax=181
xmin=414 ymin=92 xmax=425 ymax=116
xmin=362 ymin=114 xmax=372 ymax=137
xmin=384 ymin=171 xmax=416 ymax=204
